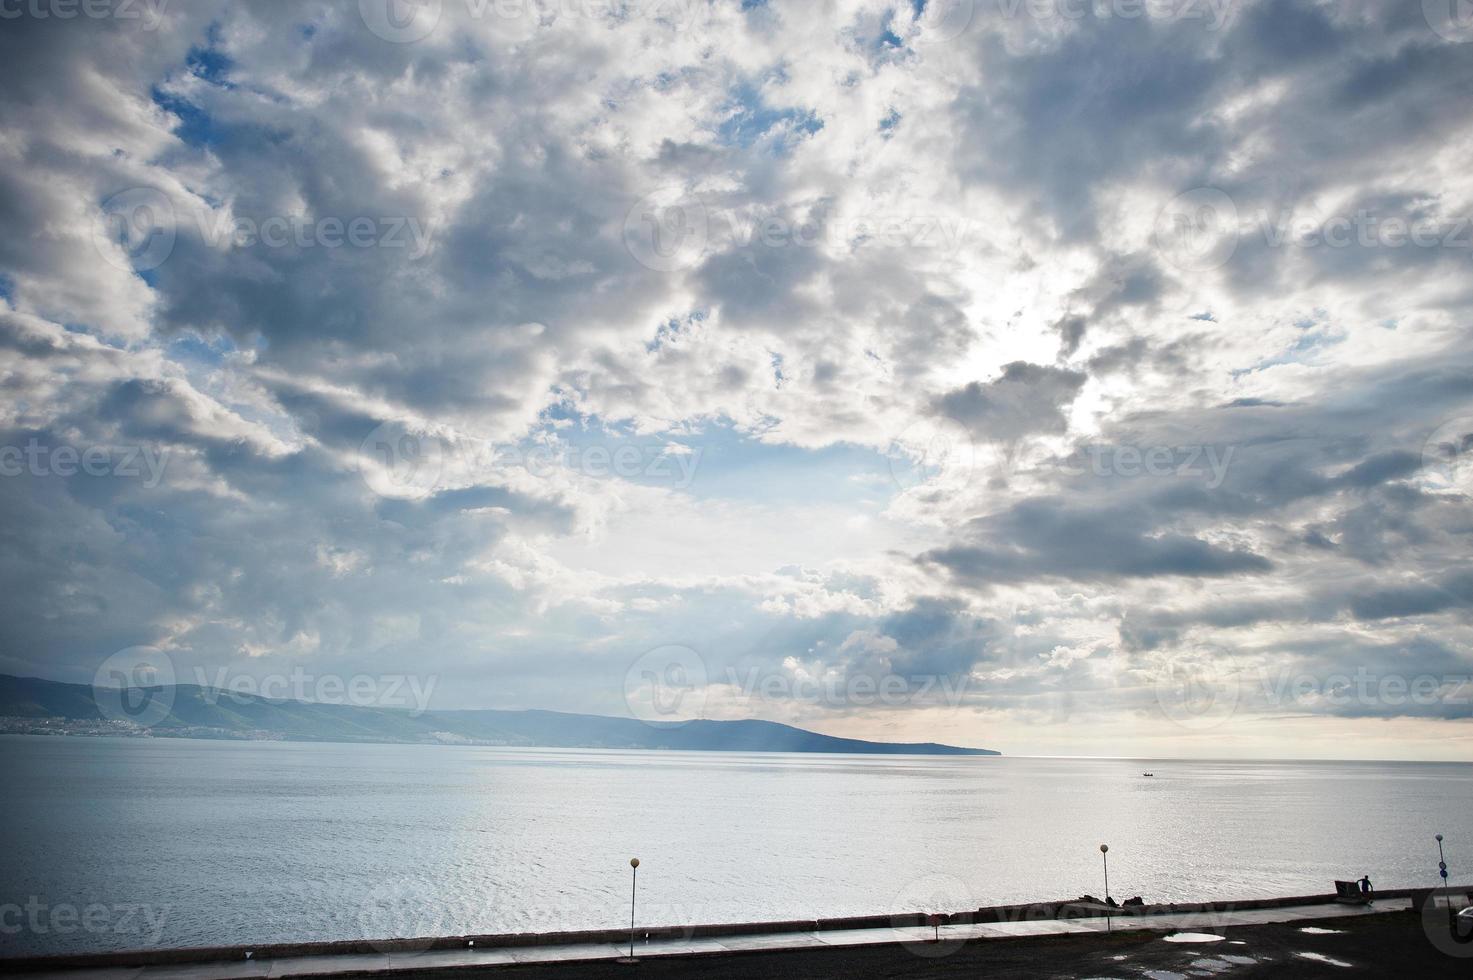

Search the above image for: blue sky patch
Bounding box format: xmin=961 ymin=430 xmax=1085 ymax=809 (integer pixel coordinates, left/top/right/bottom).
xmin=151 ymin=88 xmax=224 ymax=148
xmin=717 ymin=82 xmax=823 ymax=152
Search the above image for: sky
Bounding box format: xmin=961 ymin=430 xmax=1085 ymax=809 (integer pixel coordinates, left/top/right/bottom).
xmin=1 ymin=0 xmax=1472 ymax=760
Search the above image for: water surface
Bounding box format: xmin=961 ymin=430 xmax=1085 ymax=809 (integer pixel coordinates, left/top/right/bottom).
xmin=2 ymin=736 xmax=1469 ymax=956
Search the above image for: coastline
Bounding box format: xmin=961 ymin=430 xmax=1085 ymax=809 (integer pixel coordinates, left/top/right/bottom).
xmin=0 ymin=726 xmax=1000 ymax=754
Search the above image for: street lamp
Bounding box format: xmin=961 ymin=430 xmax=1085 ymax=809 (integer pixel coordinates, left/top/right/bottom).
xmin=1100 ymin=844 xmax=1111 ymax=933
xmin=1437 ymin=835 xmax=1449 ymax=908
xmin=624 ymin=858 xmax=640 ymax=962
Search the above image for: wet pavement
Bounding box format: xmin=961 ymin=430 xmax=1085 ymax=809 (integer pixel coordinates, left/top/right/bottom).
xmin=2 ymin=899 xmax=1434 ymax=980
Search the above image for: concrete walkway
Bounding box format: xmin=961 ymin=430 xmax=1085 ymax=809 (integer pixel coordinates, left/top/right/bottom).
xmin=3 ymin=899 xmax=1418 ymax=980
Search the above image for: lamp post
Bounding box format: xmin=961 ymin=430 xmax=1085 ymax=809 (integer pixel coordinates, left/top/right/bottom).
xmin=1437 ymin=835 xmax=1448 ymax=908
xmin=626 ymin=858 xmax=640 ymax=961
xmin=1100 ymin=844 xmax=1111 ymax=933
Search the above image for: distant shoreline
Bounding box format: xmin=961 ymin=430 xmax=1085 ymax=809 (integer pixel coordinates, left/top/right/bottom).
xmin=0 ymin=723 xmax=1000 ymax=756
xmin=0 ymin=674 xmax=998 ymax=756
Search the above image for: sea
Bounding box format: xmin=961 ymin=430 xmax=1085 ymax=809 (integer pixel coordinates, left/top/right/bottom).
xmin=1 ymin=735 xmax=1470 ymax=956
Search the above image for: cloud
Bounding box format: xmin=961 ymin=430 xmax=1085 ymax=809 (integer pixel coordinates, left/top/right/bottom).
xmin=932 ymin=362 xmax=1087 ymax=443
xmin=922 ymin=498 xmax=1273 ymax=586
xmin=2 ymin=2 xmax=1472 ymax=753
xmin=1349 ymin=571 xmax=1473 ymax=621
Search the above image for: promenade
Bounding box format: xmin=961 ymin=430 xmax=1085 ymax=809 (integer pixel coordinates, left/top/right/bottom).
xmin=6 ymin=890 xmax=1467 ymax=980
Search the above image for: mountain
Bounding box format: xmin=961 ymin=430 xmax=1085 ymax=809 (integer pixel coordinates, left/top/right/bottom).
xmin=0 ymin=673 xmax=999 ymax=756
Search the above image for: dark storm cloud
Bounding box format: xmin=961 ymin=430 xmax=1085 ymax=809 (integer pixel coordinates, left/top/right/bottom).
xmin=1349 ymin=571 xmax=1473 ymax=621
xmin=922 ymin=497 xmax=1273 ymax=587
xmin=932 ymin=362 xmax=1086 ymax=441
xmin=1336 ymin=451 xmax=1424 ymax=490
xmin=953 ymin=16 xmax=1226 ymax=237
xmin=873 ymin=596 xmax=1000 ymax=680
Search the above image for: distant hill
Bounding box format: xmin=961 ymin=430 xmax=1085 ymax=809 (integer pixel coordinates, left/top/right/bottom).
xmin=0 ymin=673 xmax=999 ymax=756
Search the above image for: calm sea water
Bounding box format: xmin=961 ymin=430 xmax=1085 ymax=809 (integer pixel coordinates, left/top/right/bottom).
xmin=2 ymin=735 xmax=1470 ymax=956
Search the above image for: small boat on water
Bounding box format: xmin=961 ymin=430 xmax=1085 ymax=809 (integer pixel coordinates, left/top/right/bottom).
xmin=1142 ymin=772 xmax=1154 ymax=777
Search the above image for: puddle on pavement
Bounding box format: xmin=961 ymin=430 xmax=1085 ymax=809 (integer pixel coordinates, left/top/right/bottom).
xmin=1162 ymin=933 xmax=1225 ymax=943
xmin=1295 ymin=951 xmax=1353 ymax=967
xmin=1189 ymin=957 xmax=1234 ymax=973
